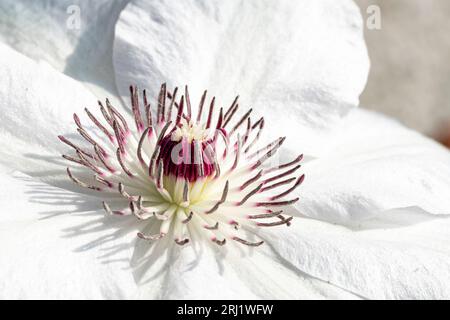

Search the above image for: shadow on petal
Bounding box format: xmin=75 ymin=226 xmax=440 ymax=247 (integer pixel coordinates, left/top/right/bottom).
xmin=16 ymin=171 xmax=230 ymax=288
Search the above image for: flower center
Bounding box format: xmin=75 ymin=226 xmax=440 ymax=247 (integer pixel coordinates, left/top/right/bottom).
xmin=157 ymin=119 xmax=216 ymax=182
xmin=60 ymin=84 xmax=304 ymax=248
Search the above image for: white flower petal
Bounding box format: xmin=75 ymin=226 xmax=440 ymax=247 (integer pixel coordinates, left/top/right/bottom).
xmin=260 ymin=210 xmax=450 ymax=299
xmin=0 ymin=171 xmax=358 ymax=299
xmin=113 ymin=0 xmax=369 ymax=155
xmin=0 ymin=0 xmax=128 ymax=98
xmin=0 ymin=171 xmax=138 ymax=299
xmin=297 ymin=109 xmax=450 ymax=224
xmin=0 ymin=44 xmax=99 ymax=188
xmin=131 ymin=230 xmax=360 ymax=299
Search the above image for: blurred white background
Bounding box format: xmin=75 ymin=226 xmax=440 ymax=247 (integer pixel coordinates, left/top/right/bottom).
xmin=355 ymin=0 xmax=450 ymax=147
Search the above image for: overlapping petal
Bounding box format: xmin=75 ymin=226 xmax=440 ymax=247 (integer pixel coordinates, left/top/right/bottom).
xmin=130 ymin=226 xmax=360 ymax=299
xmin=260 ymin=209 xmax=450 ymax=299
xmin=0 ymin=170 xmax=138 ymax=299
xmin=0 ymin=43 xmax=101 ymax=188
xmin=113 ymin=0 xmax=369 ymax=155
xmin=0 ymin=170 xmax=359 ymax=300
xmin=0 ymin=0 xmax=129 ymax=98
xmin=295 ymin=109 xmax=450 ymax=224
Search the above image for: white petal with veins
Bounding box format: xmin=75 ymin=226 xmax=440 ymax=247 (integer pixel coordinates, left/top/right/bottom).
xmin=113 ymin=0 xmax=369 ymax=156
xmin=0 ymin=44 xmax=99 ymax=189
xmin=0 ymin=0 xmax=129 ymax=99
xmin=131 ymin=225 xmax=361 ymax=299
xmin=296 ymin=109 xmax=450 ymax=224
xmin=260 ymin=209 xmax=450 ymax=299
xmin=0 ymin=171 xmax=138 ymax=299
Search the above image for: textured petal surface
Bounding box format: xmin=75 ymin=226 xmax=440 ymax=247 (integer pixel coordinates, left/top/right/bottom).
xmin=260 ymin=210 xmax=450 ymax=300
xmin=0 ymin=171 xmax=138 ymax=299
xmin=0 ymin=172 xmax=359 ymax=300
xmin=113 ymin=0 xmax=369 ymax=155
xmin=0 ymin=44 xmax=100 ymax=188
xmin=0 ymin=0 xmax=129 ymax=98
xmin=296 ymin=109 xmax=450 ymax=224
xmin=130 ymin=226 xmax=360 ymax=299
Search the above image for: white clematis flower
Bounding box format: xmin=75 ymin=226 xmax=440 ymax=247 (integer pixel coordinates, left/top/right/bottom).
xmin=0 ymin=0 xmax=450 ymax=300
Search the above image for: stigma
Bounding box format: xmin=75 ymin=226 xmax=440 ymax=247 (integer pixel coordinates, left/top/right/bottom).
xmin=59 ymin=83 xmax=304 ymax=248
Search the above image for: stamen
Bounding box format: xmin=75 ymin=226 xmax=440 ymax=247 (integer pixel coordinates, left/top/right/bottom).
xmin=215 ymin=108 xmax=224 ymax=130
xmin=58 ymin=135 xmax=95 ymax=159
xmin=182 ymin=179 xmax=189 ymax=202
xmin=264 ymin=154 xmax=304 ymax=174
xmin=205 ymin=222 xmax=219 ymax=230
xmin=271 ymin=174 xmax=305 ymax=200
xmin=137 ymin=127 xmax=151 ymax=165
xmin=94 ymin=145 xmax=116 ymax=173
xmin=205 ymin=181 xmax=229 ymax=214
xmin=143 ymin=89 xmax=153 ymax=127
xmin=247 ymin=210 xmax=284 ymax=219
xmin=66 ymin=167 xmax=101 ymax=191
xmin=244 ymin=118 xmax=264 ymax=153
xmin=182 ymin=211 xmax=194 ymax=224
xmin=238 ymin=183 xmax=263 ymax=206
xmin=62 ymin=83 xmax=304 ymax=250
xmin=166 ymin=86 xmax=178 ymax=121
xmin=129 ymin=85 xmax=145 ymax=132
xmin=157 ymin=83 xmax=166 ymax=123
xmin=62 ymin=154 xmax=87 ymax=167
xmin=112 ymin=121 xmax=126 ymax=154
xmin=175 ymin=238 xmax=190 ymax=246
xmin=231 ymin=135 xmax=241 ymax=170
xmin=84 ymin=107 xmax=114 ymax=141
xmin=257 ymin=198 xmax=299 ymax=207
xmin=73 ymin=113 xmax=82 ymax=129
xmin=233 ymin=237 xmax=264 ymax=247
xmin=229 ymin=108 xmax=252 ymax=135
xmin=240 ymin=170 xmax=263 ymax=190
xmin=184 ymin=85 xmax=192 ymax=119
xmin=263 ymin=165 xmax=301 ymax=185
xmin=223 ymin=103 xmax=239 ymax=128
xmin=251 ymin=137 xmax=286 ymax=169
xmin=116 ymin=148 xmax=134 ymax=177
xmin=206 ymin=97 xmax=215 ymax=129
xmin=223 ymin=95 xmax=239 ymax=121
xmin=98 ymin=101 xmax=113 ymax=126
xmin=102 ymin=201 xmax=126 ymax=216
xmin=176 ymin=95 xmax=184 ymax=125
xmin=257 ymin=217 xmax=293 ymax=227
xmin=213 ymin=238 xmax=226 ymax=246
xmin=77 ymin=127 xmax=104 ymax=153
xmin=260 ymin=177 xmax=296 ymax=192
xmin=137 ymin=232 xmax=166 ymax=241
xmin=118 ymin=182 xmax=137 ymax=201
xmin=106 ymin=99 xmax=129 ymax=133
xmin=95 ymin=175 xmax=113 ymax=188
xmin=196 ymin=90 xmax=207 ymax=123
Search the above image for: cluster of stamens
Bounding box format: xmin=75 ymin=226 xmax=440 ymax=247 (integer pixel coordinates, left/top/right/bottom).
xmin=59 ymin=84 xmax=304 ymax=247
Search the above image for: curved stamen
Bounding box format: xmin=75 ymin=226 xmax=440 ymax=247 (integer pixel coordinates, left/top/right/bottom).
xmin=116 ymin=148 xmax=134 ymax=177
xmin=62 ymin=83 xmax=303 ymax=250
xmin=233 ymin=237 xmax=264 ymax=247
xmin=205 ymin=181 xmax=229 ymax=214
xmin=248 ymin=210 xmax=283 ymax=220
xmin=66 ymin=167 xmax=101 ymax=191
xmin=182 ymin=211 xmax=194 ymax=224
xmin=257 ymin=216 xmax=293 ymax=227
xmin=271 ymin=174 xmax=305 ymax=200
xmin=137 ymin=232 xmax=166 ymax=241
xmin=175 ymin=238 xmax=190 ymax=246
xmin=204 ymin=222 xmax=219 ymax=230
xmin=237 ymin=183 xmax=263 ymax=206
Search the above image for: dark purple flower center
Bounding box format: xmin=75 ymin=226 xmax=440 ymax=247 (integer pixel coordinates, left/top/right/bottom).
xmin=157 ymin=129 xmax=217 ymax=181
